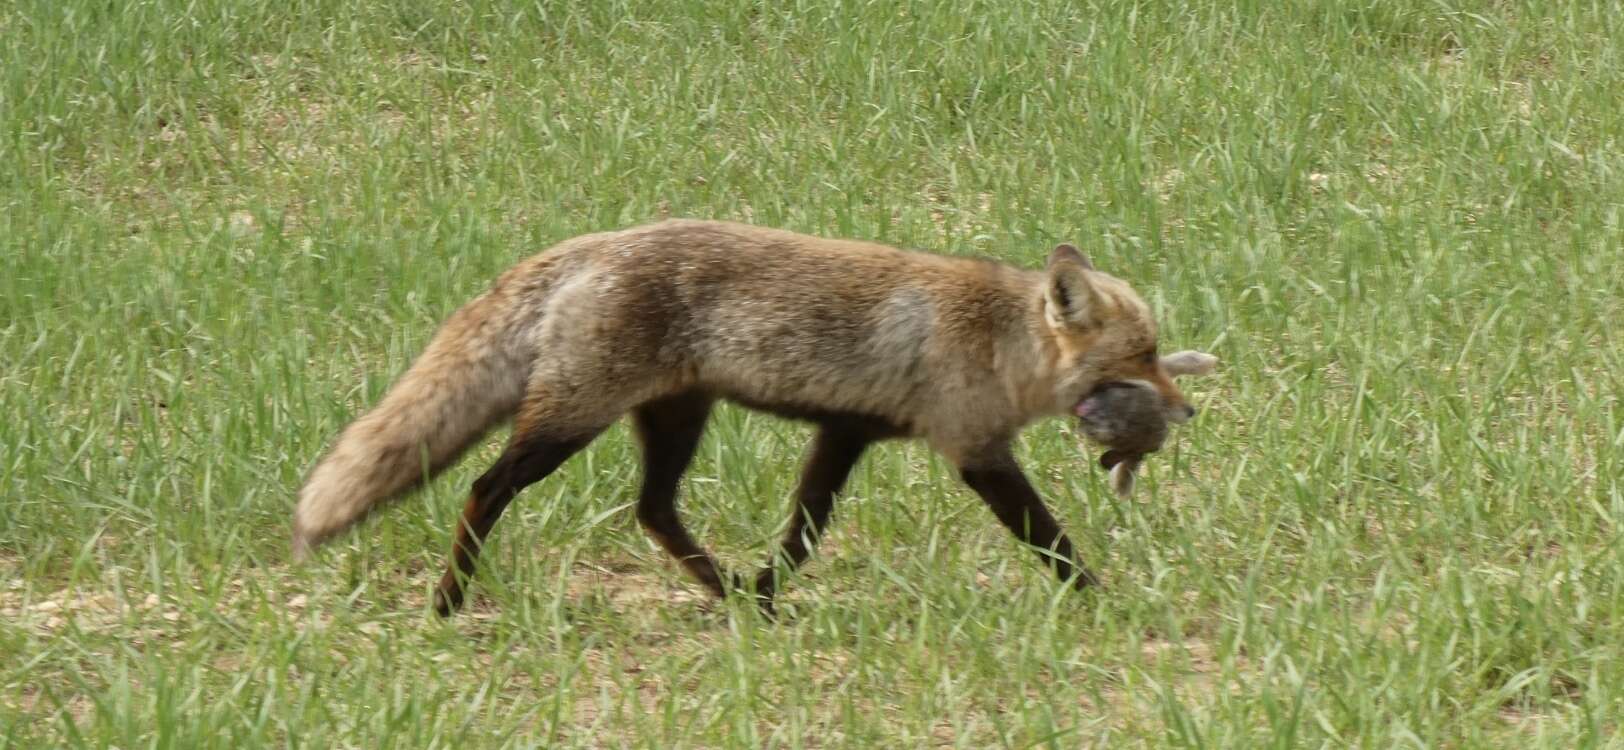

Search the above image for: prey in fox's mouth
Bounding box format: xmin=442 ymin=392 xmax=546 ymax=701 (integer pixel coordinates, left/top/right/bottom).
xmin=1074 ymin=350 xmax=1217 ymax=497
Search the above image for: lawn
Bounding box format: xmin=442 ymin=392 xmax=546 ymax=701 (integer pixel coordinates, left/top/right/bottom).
xmin=3 ymin=0 xmax=1622 ymax=746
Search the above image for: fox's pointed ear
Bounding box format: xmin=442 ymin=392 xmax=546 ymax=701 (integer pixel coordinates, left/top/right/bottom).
xmin=1048 ymin=243 xmax=1093 ymax=271
xmin=1044 ymin=246 xmax=1103 ymax=329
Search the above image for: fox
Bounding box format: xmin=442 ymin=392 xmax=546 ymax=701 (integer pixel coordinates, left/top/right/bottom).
xmin=291 ymin=219 xmax=1201 ymax=616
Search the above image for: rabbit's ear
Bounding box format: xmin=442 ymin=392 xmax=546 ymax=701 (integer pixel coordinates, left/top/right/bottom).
xmin=1161 ymin=350 xmax=1218 ymax=377
xmin=1109 ymin=460 xmax=1139 ymax=498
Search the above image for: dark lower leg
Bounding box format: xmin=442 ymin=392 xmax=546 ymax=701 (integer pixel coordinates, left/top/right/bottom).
xmin=632 ymin=393 xmax=731 ymax=598
xmin=960 ymin=453 xmax=1096 ymax=589
xmin=434 ymin=433 xmax=593 ymax=616
xmin=753 ymin=427 xmax=871 ymax=602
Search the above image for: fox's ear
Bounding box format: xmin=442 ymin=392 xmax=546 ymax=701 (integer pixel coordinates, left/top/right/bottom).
xmin=1048 ymin=243 xmax=1094 ymax=271
xmin=1044 ymin=246 xmax=1103 ymax=329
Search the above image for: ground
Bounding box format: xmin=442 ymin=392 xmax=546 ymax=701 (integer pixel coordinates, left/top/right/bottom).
xmin=2 ymin=0 xmax=1622 ymax=747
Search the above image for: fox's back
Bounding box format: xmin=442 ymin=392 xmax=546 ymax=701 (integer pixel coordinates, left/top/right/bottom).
xmin=539 ymin=220 xmax=1041 ymax=430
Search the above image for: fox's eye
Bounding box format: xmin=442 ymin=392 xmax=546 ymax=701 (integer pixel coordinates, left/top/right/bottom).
xmin=1138 ymin=349 xmax=1158 ymax=365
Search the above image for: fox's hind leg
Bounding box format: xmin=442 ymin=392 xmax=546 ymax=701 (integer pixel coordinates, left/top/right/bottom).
xmin=751 ymin=425 xmax=874 ymax=611
xmin=631 ymin=391 xmax=734 ymax=599
xmin=433 ymin=393 xmax=616 ymax=617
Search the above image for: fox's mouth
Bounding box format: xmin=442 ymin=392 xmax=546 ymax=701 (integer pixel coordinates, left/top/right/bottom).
xmin=1075 ymin=380 xmax=1197 ymax=425
xmin=1072 ymin=381 xmax=1149 ymax=418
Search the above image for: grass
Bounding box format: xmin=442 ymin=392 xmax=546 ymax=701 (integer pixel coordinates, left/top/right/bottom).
xmin=3 ymin=0 xmax=1623 ymax=746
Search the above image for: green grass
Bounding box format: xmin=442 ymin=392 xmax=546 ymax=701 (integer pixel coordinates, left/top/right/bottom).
xmin=3 ymin=0 xmax=1623 ymax=746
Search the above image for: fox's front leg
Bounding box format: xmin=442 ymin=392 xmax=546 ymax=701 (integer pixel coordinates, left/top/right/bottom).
xmin=959 ymin=448 xmax=1098 ymax=589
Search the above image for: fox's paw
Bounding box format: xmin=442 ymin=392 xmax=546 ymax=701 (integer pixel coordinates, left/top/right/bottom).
xmin=433 ymin=581 xmax=466 ymax=618
xmin=745 ymin=571 xmax=781 ymax=619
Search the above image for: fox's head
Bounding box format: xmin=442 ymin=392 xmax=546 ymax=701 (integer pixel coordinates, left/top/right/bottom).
xmin=1038 ymin=243 xmax=1195 ymax=423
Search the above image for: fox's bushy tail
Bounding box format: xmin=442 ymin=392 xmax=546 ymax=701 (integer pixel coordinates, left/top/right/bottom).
xmin=292 ymin=292 xmax=534 ymax=558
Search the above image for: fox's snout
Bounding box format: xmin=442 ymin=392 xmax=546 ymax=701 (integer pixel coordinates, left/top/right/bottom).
xmin=1146 ymin=385 xmax=1195 ymax=424
xmin=1157 ymin=349 xmax=1216 ymax=424
xmin=1147 ymin=375 xmax=1194 ymax=425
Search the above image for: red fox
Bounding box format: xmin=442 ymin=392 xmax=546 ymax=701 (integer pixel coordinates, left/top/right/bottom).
xmin=292 ymin=219 xmax=1201 ymax=615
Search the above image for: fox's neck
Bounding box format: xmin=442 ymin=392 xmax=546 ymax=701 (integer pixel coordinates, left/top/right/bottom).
xmin=998 ymin=287 xmax=1067 ymax=424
